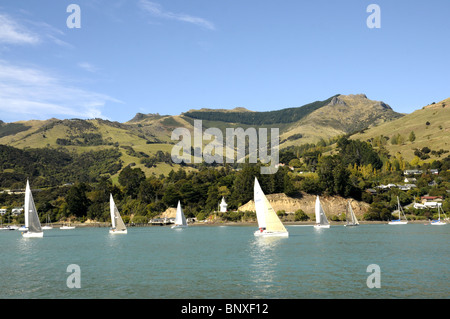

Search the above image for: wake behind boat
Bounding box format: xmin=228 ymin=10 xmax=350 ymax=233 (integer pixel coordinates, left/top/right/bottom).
xmin=171 ymin=201 xmax=188 ymax=229
xmin=314 ymin=196 xmax=330 ymax=229
xmin=254 ymin=178 xmax=288 ymax=237
xmin=22 ymin=180 xmax=43 ymax=238
xmin=109 ymin=194 xmax=127 ymax=234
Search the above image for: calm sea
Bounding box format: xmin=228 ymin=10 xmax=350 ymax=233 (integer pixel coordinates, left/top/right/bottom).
xmin=0 ymin=224 xmax=448 ymax=299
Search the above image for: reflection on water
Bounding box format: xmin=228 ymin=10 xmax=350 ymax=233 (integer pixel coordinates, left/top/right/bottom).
xmin=248 ymin=236 xmax=286 ymax=295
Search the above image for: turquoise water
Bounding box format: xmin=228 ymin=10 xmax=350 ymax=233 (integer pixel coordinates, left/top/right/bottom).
xmin=0 ymin=224 xmax=448 ymax=299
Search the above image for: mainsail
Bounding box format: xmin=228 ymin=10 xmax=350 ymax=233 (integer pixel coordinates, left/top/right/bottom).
xmin=254 ymin=178 xmax=287 ymax=233
xmin=110 ymin=194 xmax=126 ymax=231
xmin=346 ymin=201 xmax=359 ymax=225
xmin=315 ymin=196 xmax=329 ymax=226
xmin=24 ymin=180 xmax=42 ymax=233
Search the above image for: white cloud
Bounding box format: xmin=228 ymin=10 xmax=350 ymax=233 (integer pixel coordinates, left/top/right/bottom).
xmin=0 ymin=60 xmax=121 ymax=121
xmin=0 ymin=13 xmax=40 ymax=45
xmin=78 ymin=62 xmax=99 ymax=73
xmin=138 ymin=0 xmax=215 ymax=30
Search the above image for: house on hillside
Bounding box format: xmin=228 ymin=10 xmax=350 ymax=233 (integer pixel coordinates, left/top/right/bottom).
xmin=11 ymin=207 xmax=23 ymax=216
xmin=404 ymin=169 xmax=423 ymax=175
xmin=0 ymin=207 xmax=7 ymax=215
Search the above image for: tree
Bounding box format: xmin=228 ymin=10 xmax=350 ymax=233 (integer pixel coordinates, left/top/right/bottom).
xmin=66 ymin=183 xmax=89 ymax=218
xmin=118 ymin=166 xmax=146 ymax=198
xmin=409 ymin=131 xmax=416 ymax=142
xmin=294 ymin=209 xmax=309 ymax=221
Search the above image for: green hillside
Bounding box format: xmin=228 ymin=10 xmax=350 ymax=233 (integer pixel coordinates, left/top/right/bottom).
xmin=351 ymin=98 xmax=450 ymax=162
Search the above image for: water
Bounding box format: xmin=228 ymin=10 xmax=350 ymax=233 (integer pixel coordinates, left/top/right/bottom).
xmin=0 ymin=224 xmax=448 ymax=299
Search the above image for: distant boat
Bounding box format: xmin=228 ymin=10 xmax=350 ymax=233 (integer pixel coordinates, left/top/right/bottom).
xmin=171 ymin=201 xmax=188 ymax=229
xmin=431 ymin=205 xmax=447 ymax=226
xmin=109 ymin=194 xmax=127 ymax=234
xmin=314 ymin=196 xmax=330 ymax=229
xmin=42 ymin=214 xmax=53 ymax=230
xmin=60 ymin=221 xmax=75 ymax=230
xmin=254 ymin=178 xmax=288 ymax=237
xmin=344 ymin=200 xmax=359 ymax=227
xmin=388 ymin=196 xmax=408 ymax=225
xmin=22 ymin=180 xmax=44 ymax=238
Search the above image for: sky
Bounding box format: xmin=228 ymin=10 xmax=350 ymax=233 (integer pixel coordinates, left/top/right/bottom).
xmin=0 ymin=0 xmax=449 ymax=123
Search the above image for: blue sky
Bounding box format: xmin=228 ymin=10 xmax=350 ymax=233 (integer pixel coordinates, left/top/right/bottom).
xmin=0 ymin=0 xmax=449 ymax=123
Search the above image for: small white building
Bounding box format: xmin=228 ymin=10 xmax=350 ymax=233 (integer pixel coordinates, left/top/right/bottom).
xmin=11 ymin=207 xmax=23 ymax=216
xmin=0 ymin=208 xmax=7 ymax=215
xmin=219 ymin=197 xmax=228 ymax=213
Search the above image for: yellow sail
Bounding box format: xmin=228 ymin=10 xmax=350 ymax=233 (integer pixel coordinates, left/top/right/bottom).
xmin=262 ymin=191 xmax=287 ymax=233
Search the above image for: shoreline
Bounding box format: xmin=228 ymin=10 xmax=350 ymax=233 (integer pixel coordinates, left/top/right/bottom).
xmin=30 ymin=219 xmax=433 ymax=228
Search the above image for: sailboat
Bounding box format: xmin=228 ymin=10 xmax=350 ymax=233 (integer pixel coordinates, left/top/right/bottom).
xmin=109 ymin=194 xmax=127 ymax=234
xmin=314 ymin=196 xmax=330 ymax=229
xmin=60 ymin=221 xmax=75 ymax=229
xmin=254 ymin=178 xmax=288 ymax=237
xmin=431 ymin=204 xmax=447 ymax=225
xmin=344 ymin=200 xmax=359 ymax=227
xmin=171 ymin=201 xmax=188 ymax=229
xmin=388 ymin=196 xmax=408 ymax=225
xmin=42 ymin=214 xmax=53 ymax=230
xmin=22 ymin=180 xmax=44 ymax=238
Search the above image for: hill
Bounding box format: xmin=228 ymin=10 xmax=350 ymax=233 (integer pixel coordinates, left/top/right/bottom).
xmin=351 ymin=97 xmax=450 ymax=161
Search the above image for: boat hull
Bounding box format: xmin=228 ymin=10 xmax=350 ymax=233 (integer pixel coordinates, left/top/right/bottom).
xmin=254 ymin=230 xmax=289 ymax=237
xmin=344 ymin=224 xmax=359 ymax=227
xmin=22 ymin=231 xmax=43 ymax=238
xmin=431 ymin=221 xmax=446 ymax=226
xmin=60 ymin=226 xmax=75 ymax=229
xmin=109 ymin=229 xmax=127 ymax=234
xmin=42 ymin=226 xmax=53 ymax=230
xmin=388 ymin=221 xmax=408 ymax=225
xmin=314 ymin=224 xmax=330 ymax=229
xmin=171 ymin=225 xmax=188 ymax=229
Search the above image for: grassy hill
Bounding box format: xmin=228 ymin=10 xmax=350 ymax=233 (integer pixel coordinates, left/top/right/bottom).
xmin=351 ymin=97 xmax=450 ymax=162
xmin=0 ymin=93 xmax=433 ymax=181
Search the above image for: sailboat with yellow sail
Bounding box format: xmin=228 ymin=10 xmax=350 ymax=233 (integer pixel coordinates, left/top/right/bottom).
xmin=254 ymin=178 xmax=288 ymax=237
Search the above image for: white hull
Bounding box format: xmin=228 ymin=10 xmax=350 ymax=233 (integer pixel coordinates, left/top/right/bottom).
xmin=314 ymin=224 xmax=330 ymax=229
xmin=60 ymin=226 xmax=75 ymax=229
xmin=18 ymin=226 xmax=28 ymax=231
xmin=0 ymin=226 xmax=15 ymax=231
xmin=388 ymin=221 xmax=408 ymax=225
xmin=109 ymin=229 xmax=128 ymax=234
xmin=171 ymin=225 xmax=188 ymax=229
xmin=42 ymin=226 xmax=53 ymax=230
xmin=254 ymin=230 xmax=288 ymax=237
xmin=431 ymin=221 xmax=446 ymax=226
xmin=22 ymin=231 xmax=43 ymax=238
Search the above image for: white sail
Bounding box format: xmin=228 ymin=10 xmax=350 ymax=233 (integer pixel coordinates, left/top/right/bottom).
xmin=254 ymin=178 xmax=266 ymax=229
xmin=172 ymin=201 xmax=187 ymax=228
xmin=23 ymin=180 xmax=43 ymax=237
xmin=345 ymin=201 xmax=359 ymax=226
xmin=110 ymin=194 xmax=127 ymax=234
xmin=254 ymin=178 xmax=288 ymax=237
xmin=314 ymin=196 xmax=330 ymax=228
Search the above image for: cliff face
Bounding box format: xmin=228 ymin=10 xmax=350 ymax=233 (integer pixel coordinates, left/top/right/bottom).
xmin=238 ymin=193 xmax=369 ymax=219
